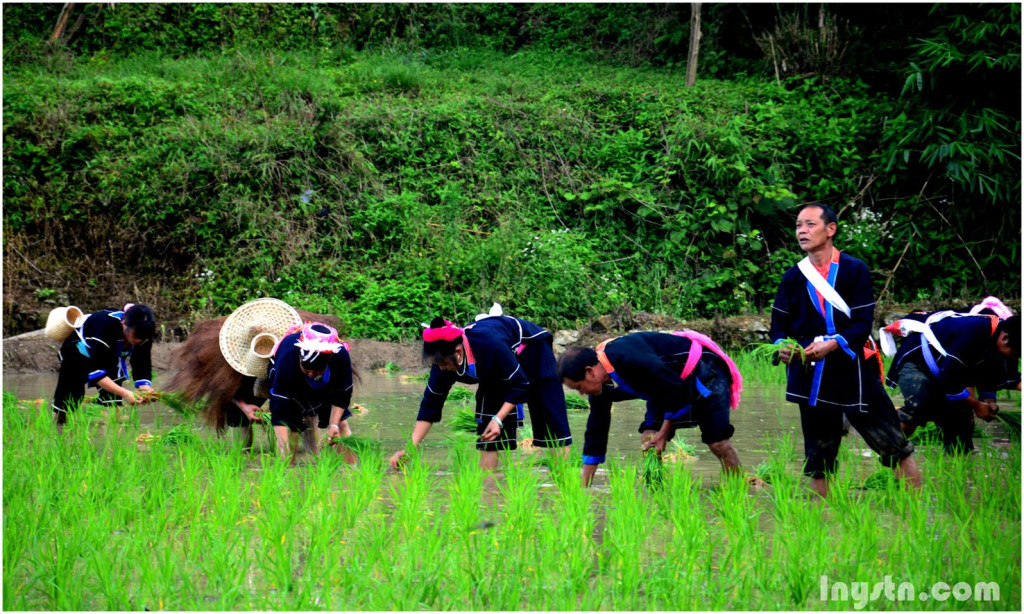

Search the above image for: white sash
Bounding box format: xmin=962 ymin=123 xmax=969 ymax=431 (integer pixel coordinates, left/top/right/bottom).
xmin=797 ymin=257 xmax=851 ymax=318
xmin=878 ymin=310 xmax=955 ymax=357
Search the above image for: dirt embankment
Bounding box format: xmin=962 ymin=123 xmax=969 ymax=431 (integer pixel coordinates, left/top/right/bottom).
xmin=1 ymin=312 xmax=771 ymax=374
xmin=4 ymin=301 xmax=1012 ymax=375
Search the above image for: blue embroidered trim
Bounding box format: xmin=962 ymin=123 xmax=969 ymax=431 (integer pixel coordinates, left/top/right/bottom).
xmin=582 ymin=455 xmax=605 ymax=465
xmin=946 ymin=389 xmax=970 ymax=402
xmin=824 ymin=334 xmax=856 ymax=360
xmin=664 ymin=405 xmax=692 ymax=421
xmin=694 ymin=377 xmax=711 ymax=398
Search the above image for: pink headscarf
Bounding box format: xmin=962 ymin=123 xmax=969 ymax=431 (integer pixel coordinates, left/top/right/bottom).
xmin=969 ymin=296 xmax=1014 ymax=320
xmin=423 ymin=319 xmax=464 ymax=343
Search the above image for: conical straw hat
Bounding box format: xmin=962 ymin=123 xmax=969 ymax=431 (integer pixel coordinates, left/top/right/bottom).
xmin=219 ymin=298 xmax=301 ymax=376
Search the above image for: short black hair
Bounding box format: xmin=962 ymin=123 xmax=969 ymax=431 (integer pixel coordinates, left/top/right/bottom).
xmin=124 ymin=304 xmax=155 ymax=340
xmin=798 ymin=202 xmax=838 ymax=226
xmin=556 ymin=346 xmax=599 ymax=382
xmin=997 ymin=315 xmax=1020 ymax=353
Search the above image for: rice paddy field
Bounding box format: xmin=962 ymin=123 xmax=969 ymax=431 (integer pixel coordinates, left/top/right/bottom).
xmin=3 ymin=354 xmax=1021 ymax=610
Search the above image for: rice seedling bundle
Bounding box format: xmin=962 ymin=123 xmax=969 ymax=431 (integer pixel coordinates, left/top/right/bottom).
xmin=746 ymin=338 xmax=807 ymax=364
xmin=326 ymin=433 xmax=382 ymax=456
xmin=447 ymin=407 xmax=479 ymax=433
xmin=997 ymin=410 xmax=1022 ymax=438
xmin=447 ymin=386 xmax=474 ymax=402
xmin=565 ymin=395 xmax=589 ymax=411
xmin=638 ymin=448 xmax=665 ymax=488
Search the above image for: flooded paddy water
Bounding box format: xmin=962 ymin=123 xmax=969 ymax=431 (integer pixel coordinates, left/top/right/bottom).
xmin=3 ymin=369 xmax=1020 ymax=610
xmin=5 ymin=369 xmax=1016 ymax=480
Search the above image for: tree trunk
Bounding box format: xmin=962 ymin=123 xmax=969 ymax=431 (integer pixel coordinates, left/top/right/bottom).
xmin=685 ymin=3 xmax=702 ymax=88
xmin=49 ymin=3 xmax=74 ymax=45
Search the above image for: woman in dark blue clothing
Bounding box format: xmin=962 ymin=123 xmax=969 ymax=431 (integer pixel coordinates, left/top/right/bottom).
xmin=52 ymin=304 xmax=156 ymax=434
xmin=267 ymin=322 xmax=356 ymax=462
xmin=389 ymin=314 xmax=572 ymax=470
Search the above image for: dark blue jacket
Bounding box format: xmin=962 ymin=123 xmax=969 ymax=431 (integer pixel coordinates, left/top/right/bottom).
xmin=886 ymin=312 xmax=1009 ymax=401
xmin=769 ymin=251 xmax=877 ymax=409
xmin=581 ymin=332 xmax=723 ymax=464
xmin=416 ymin=316 xmax=551 ymax=422
xmin=268 ymin=331 xmax=353 ymax=415
xmin=72 ymin=309 xmax=153 ymax=387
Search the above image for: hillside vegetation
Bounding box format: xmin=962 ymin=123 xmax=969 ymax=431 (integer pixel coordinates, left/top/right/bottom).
xmin=3 ymin=4 xmax=1019 ymax=339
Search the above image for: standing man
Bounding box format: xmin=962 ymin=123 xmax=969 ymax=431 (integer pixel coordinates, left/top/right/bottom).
xmin=558 ymin=330 xmax=745 ymax=487
xmin=769 ymin=203 xmax=921 ymax=498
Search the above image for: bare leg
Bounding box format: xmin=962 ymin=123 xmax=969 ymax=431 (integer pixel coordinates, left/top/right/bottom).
xmin=707 ymin=439 xmax=742 ymax=477
xmin=480 ymin=450 xmax=500 ymax=488
xmin=273 ymin=425 xmax=293 ymax=461
xmin=54 ymin=412 xmax=65 ymax=436
xmin=894 ymin=454 xmax=922 ymax=490
xmin=334 ymin=420 xmax=358 ymax=465
xmin=302 ymin=415 xmax=319 ymax=457
xmin=810 ymin=476 xmax=829 ymax=499
xmin=239 ymin=425 xmax=253 ymax=452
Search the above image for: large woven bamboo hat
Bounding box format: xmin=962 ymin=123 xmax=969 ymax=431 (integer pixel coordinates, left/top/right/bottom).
xmin=219 ymin=298 xmax=302 ymax=376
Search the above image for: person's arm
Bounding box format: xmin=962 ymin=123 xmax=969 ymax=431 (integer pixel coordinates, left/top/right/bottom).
xmin=769 ymin=271 xmax=797 ymax=364
xmin=95 ymin=375 xmax=138 ymax=404
xmin=130 ymin=340 xmax=154 ymax=390
xmin=480 ymin=401 xmax=518 ymax=442
xmin=327 ymin=404 xmax=349 ymax=439
xmin=327 ymin=350 xmax=355 ymax=423
xmin=581 ymin=393 xmax=614 ymax=487
xmin=389 ymin=420 xmax=434 ymax=469
xmin=390 ymin=367 xmax=455 ymax=469
xmin=805 ymin=259 xmax=874 ymax=362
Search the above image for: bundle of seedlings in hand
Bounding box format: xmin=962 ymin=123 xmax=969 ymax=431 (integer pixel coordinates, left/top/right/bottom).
xmin=996 ymin=410 xmax=1022 ymax=438
xmin=447 ymin=408 xmax=479 ymax=433
xmin=747 ymin=338 xmax=807 ymax=365
xmin=138 ymin=391 xmax=204 ymax=416
xmin=327 ymin=433 xmax=382 ymax=456
xmin=638 ymin=447 xmax=665 ymax=488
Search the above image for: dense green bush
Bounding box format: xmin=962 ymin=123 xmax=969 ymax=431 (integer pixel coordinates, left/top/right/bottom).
xmin=3 ymin=5 xmax=1019 ymax=339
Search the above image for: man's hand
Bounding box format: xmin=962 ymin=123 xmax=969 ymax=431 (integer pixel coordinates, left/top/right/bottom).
xmin=581 ymin=463 xmax=599 ymax=487
xmin=803 ymin=339 xmax=840 ymax=362
xmin=239 ymin=402 xmax=260 ymax=421
xmin=642 ymin=432 xmax=668 ymax=453
xmin=973 ymin=398 xmax=999 ymax=422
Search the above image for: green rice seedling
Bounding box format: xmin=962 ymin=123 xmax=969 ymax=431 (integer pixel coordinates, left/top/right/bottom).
xmin=997 ymin=409 xmax=1021 ymax=438
xmin=447 ymin=385 xmax=475 ymax=402
xmin=602 ymin=460 xmax=652 ymax=609
xmin=326 ymin=433 xmax=382 ymax=456
xmin=447 ymin=407 xmax=479 ymax=433
xmin=638 ymin=447 xmax=665 ymax=488
xmin=140 ymin=424 xmax=199 ymax=446
xmin=399 ymin=372 xmax=430 ymax=382
xmin=565 ymin=394 xmax=589 ymax=411
xmin=747 ymin=338 xmax=807 ymax=364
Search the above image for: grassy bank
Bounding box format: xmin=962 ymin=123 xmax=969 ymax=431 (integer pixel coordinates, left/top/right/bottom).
xmin=4 ymin=384 xmax=1020 ymax=610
